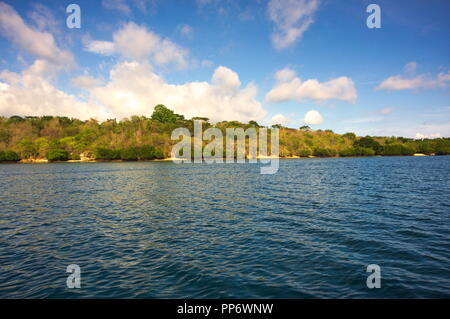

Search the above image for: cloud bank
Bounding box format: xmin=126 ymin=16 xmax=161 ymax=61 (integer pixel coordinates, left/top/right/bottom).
xmin=88 ymin=62 xmax=266 ymax=122
xmin=0 ymin=61 xmax=266 ymax=122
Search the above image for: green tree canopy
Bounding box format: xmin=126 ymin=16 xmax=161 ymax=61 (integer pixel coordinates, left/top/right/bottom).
xmin=151 ymin=104 xmax=184 ymax=123
xmin=299 ymin=125 xmax=311 ymax=131
xmin=353 ymin=136 xmax=382 ymax=154
xmin=343 ymin=132 xmax=356 ymax=140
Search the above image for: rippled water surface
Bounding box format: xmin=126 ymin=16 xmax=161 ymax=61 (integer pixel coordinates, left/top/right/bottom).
xmin=0 ymin=156 xmax=449 ymax=298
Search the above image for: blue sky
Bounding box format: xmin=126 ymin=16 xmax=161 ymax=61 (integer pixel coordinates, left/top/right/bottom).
xmin=0 ymin=0 xmax=449 ymax=138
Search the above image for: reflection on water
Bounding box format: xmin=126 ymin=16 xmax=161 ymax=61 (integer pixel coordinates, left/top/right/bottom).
xmin=0 ymin=156 xmax=449 ymax=298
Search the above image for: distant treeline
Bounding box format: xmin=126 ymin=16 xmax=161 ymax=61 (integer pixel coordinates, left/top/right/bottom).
xmin=1 ymin=104 xmax=450 ymax=162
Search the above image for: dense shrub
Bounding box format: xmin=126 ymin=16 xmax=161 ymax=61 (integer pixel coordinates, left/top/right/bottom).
xmin=120 ymin=147 xmax=139 ymax=161
xmin=69 ymin=153 xmax=81 ymax=160
xmin=313 ymin=148 xmax=337 ymax=157
xmin=297 ymin=148 xmax=312 ymax=157
xmin=94 ymin=145 xmax=164 ymax=160
xmin=339 ymin=148 xmax=354 ymax=157
xmin=0 ymin=150 xmax=20 ymax=162
xmin=435 ymin=147 xmax=450 ymax=155
xmin=153 ymin=149 xmax=165 ymax=159
xmin=340 ymin=147 xmax=375 ymax=157
xmin=138 ymin=145 xmax=158 ymax=160
xmin=353 ymin=136 xmax=382 ymax=154
xmin=94 ymin=147 xmax=121 ymax=160
xmin=381 ymin=144 xmax=415 ymax=156
xmin=46 ymin=149 xmax=69 ymax=161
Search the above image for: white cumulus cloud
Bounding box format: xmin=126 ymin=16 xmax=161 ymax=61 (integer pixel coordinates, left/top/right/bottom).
xmin=84 ymin=40 xmax=116 ymax=56
xmin=303 ymin=110 xmax=323 ymax=125
xmin=266 ymin=68 xmax=357 ymax=103
xmin=84 ymin=22 xmax=189 ymax=69
xmin=270 ymin=113 xmax=290 ymax=125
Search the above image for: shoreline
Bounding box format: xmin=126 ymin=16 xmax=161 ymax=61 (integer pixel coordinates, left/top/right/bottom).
xmin=1 ymin=153 xmax=439 ymax=164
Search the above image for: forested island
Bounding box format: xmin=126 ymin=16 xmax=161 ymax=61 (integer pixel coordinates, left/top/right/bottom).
xmin=1 ymin=105 xmax=449 ymax=163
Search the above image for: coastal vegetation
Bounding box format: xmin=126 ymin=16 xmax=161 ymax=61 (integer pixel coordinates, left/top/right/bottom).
xmin=1 ymin=105 xmax=450 ymax=162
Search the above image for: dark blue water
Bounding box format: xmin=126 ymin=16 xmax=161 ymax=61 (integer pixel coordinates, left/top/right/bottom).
xmin=0 ymin=156 xmax=449 ymax=298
